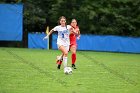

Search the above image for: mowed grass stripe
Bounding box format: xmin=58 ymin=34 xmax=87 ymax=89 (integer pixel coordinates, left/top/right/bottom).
xmin=0 ymin=47 xmax=140 ymax=93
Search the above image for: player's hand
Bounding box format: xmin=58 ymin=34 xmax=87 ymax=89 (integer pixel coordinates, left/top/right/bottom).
xmin=77 ymin=35 xmax=80 ymax=40
xmin=43 ymin=35 xmax=49 ymax=40
xmin=77 ymin=37 xmax=80 ymax=40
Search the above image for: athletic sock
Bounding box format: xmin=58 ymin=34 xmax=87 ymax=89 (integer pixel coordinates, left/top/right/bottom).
xmin=63 ymin=57 xmax=68 ymax=68
xmin=72 ymin=53 xmax=76 ymax=64
xmin=57 ymin=60 xmax=62 ymax=65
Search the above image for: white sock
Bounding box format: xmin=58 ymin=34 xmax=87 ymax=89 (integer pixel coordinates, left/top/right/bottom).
xmin=63 ymin=57 xmax=68 ymax=68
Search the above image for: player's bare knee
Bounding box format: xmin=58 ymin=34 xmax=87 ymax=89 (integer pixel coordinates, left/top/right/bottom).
xmin=64 ymin=51 xmax=68 ymax=56
xmin=72 ymin=50 xmax=76 ymax=54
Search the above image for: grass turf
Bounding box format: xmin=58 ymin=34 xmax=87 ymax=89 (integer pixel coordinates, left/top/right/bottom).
xmin=0 ymin=47 xmax=140 ymax=93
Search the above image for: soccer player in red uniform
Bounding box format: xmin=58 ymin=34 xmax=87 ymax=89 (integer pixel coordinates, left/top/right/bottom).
xmin=69 ymin=19 xmax=80 ymax=69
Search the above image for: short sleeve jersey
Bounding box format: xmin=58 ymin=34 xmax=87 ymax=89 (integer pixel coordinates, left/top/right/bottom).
xmin=53 ymin=25 xmax=71 ymax=46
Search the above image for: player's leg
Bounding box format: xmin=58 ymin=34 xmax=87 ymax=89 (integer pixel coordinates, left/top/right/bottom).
xmin=70 ymin=45 xmax=77 ymax=69
xmin=59 ymin=45 xmax=69 ymax=68
xmin=56 ymin=44 xmax=64 ymax=69
xmin=56 ymin=54 xmax=63 ymax=69
xmin=56 ymin=54 xmax=63 ymax=64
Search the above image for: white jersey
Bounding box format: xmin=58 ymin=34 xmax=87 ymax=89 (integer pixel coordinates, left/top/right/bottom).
xmin=53 ymin=25 xmax=71 ymax=46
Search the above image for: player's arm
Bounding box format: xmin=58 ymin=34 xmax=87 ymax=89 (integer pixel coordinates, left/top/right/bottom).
xmin=77 ymin=28 xmax=81 ymax=40
xmin=78 ymin=29 xmax=80 ymax=36
xmin=70 ymin=27 xmax=79 ymax=35
xmin=43 ymin=29 xmax=54 ymax=40
xmin=47 ymin=29 xmax=54 ymax=37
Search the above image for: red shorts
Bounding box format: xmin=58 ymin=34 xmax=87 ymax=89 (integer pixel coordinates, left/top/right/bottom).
xmin=69 ymin=31 xmax=78 ymax=48
xmin=70 ymin=43 xmax=77 ymax=48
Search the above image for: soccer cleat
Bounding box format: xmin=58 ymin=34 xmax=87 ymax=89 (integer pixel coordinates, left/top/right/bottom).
xmin=72 ymin=64 xmax=77 ymax=69
xmin=57 ymin=64 xmax=61 ymax=69
xmin=56 ymin=60 xmax=62 ymax=69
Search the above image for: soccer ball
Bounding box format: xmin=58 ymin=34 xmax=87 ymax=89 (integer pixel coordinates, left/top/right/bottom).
xmin=64 ymin=67 xmax=73 ymax=75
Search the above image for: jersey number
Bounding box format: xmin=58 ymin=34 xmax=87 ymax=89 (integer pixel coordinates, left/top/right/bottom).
xmin=62 ymin=33 xmax=64 ymax=38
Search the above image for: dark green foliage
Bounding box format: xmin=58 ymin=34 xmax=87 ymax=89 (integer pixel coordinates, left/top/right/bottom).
xmin=1 ymin=0 xmax=140 ymax=36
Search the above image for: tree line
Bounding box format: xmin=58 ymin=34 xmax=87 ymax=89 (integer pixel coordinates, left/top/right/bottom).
xmin=1 ymin=0 xmax=140 ymax=37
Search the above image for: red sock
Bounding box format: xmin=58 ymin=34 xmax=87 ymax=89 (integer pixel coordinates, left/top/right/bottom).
xmin=72 ymin=53 xmax=76 ymax=64
xmin=57 ymin=60 xmax=62 ymax=65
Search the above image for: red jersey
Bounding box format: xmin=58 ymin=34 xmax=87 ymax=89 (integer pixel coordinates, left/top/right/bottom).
xmin=69 ymin=26 xmax=79 ymax=46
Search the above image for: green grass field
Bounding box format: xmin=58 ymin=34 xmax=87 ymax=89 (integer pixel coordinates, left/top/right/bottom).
xmin=0 ymin=47 xmax=140 ymax=93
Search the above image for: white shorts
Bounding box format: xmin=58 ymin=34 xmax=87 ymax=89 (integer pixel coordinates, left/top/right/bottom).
xmin=57 ymin=44 xmax=69 ymax=51
xmin=57 ymin=38 xmax=70 ymax=51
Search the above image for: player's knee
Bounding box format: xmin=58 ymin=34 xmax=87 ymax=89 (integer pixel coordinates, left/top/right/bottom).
xmin=71 ymin=47 xmax=76 ymax=54
xmin=71 ymin=50 xmax=76 ymax=54
xmin=64 ymin=51 xmax=68 ymax=56
xmin=73 ymin=51 xmax=76 ymax=54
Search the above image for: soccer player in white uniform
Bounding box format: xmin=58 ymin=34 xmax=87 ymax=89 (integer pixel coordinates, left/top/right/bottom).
xmin=43 ymin=16 xmax=77 ymax=69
